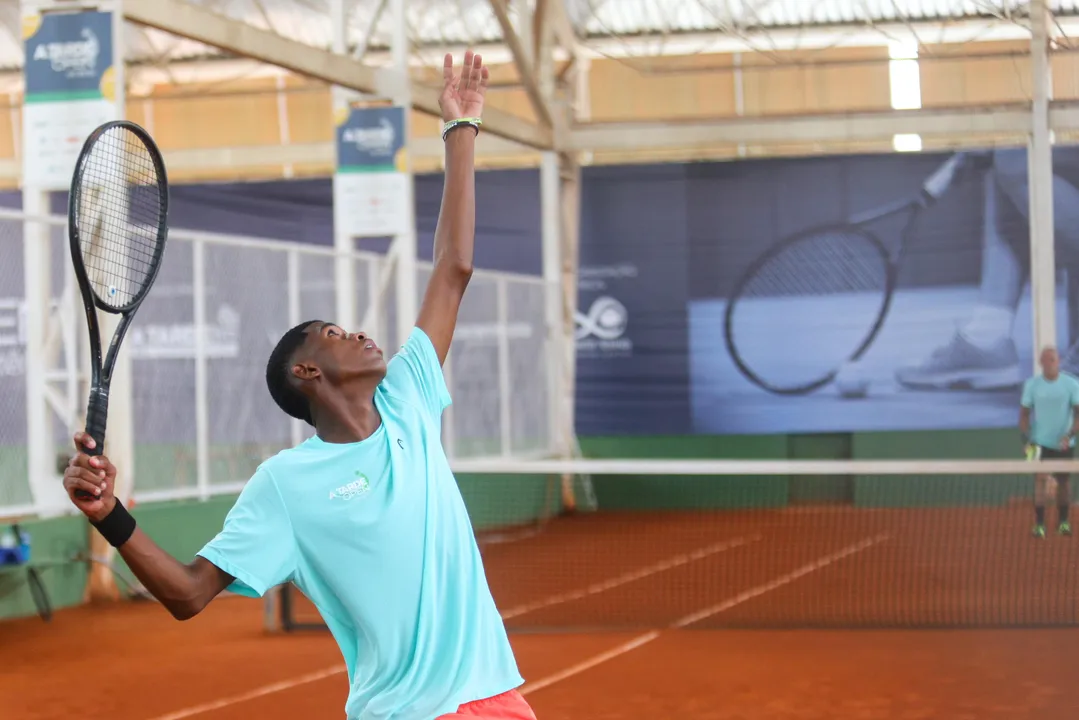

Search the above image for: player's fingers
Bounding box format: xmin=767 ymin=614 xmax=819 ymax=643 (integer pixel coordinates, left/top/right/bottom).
xmin=73 ymin=431 xmax=96 ymax=451
xmin=442 ymin=53 xmax=453 ymax=84
xmin=66 ymin=475 xmax=106 ymax=498
xmin=461 ymin=50 xmax=475 ymax=91
xmin=70 ymin=453 xmax=109 ymax=475
xmin=66 ymin=465 xmax=106 ymax=485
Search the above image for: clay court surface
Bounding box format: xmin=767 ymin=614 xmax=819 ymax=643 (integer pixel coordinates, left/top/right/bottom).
xmin=4 ymin=597 xmax=1079 ymax=719
xmin=5 ymin=507 xmax=1079 ymax=719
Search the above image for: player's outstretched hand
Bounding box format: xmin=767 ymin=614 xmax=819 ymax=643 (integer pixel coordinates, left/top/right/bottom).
xmin=439 ymin=50 xmax=488 ymax=123
xmin=64 ymin=432 xmax=117 ymax=522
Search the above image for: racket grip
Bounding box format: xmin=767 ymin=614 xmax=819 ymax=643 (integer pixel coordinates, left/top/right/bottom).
xmin=74 ymin=390 xmax=108 ymax=501
xmin=84 ymin=389 xmax=108 ymax=458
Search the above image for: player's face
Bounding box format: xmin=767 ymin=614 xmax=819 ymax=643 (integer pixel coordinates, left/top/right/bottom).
xmin=1041 ymin=348 xmax=1060 ymax=376
xmin=301 ymin=322 xmax=386 ymax=383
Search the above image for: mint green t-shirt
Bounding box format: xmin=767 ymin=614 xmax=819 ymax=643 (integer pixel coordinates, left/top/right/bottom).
xmin=198 ymin=328 xmax=522 ymax=719
xmin=1021 ymin=373 xmax=1079 ymax=449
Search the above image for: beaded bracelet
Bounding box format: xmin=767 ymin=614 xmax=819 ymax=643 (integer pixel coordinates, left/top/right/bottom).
xmin=442 ymin=117 xmax=482 ymax=141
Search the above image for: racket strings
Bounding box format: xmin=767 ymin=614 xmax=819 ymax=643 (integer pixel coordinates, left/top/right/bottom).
xmin=740 ymin=232 xmax=887 ymax=299
xmin=75 ymin=126 xmax=164 ymax=310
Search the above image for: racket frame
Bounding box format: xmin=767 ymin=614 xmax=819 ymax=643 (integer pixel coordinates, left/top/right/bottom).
xmin=67 ymin=120 xmax=168 ymax=483
xmin=723 ymin=224 xmax=898 ymax=395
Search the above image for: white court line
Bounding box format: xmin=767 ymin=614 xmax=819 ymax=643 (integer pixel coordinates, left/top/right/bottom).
xmin=673 ymin=533 xmax=888 ymax=628
xmin=500 ymin=535 xmax=761 ymax=620
xmin=517 ymin=631 xmax=663 ymax=696
xmin=143 ymin=664 xmax=346 ymax=720
xmin=520 ymin=534 xmax=889 ymax=697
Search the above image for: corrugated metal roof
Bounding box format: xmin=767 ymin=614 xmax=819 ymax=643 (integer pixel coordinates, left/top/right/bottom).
xmin=0 ymin=0 xmax=1074 ymax=72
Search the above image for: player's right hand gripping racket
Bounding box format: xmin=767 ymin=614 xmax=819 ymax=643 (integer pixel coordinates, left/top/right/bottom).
xmin=68 ymin=121 xmax=169 ymax=499
xmin=723 ymin=151 xmax=977 ymax=396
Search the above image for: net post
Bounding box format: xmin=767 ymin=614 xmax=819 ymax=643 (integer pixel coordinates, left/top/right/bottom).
xmin=263 ymin=585 xmax=281 ymax=633
xmin=193 ymin=238 xmax=210 ymax=501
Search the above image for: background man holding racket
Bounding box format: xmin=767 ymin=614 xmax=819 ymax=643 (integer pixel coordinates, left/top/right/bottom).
xmin=62 ymin=51 xmax=537 ymax=720
xmin=1020 ymin=346 xmax=1079 ymax=538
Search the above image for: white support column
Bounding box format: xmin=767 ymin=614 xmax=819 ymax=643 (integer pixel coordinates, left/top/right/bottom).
xmin=391 ymin=0 xmax=417 ymax=348
xmin=1030 ymin=0 xmax=1057 ymax=358
xmin=496 ymin=277 xmax=512 ymax=456
xmin=22 ymin=190 xmax=62 ymax=516
xmin=540 ymin=153 xmax=563 ymax=457
xmin=330 ymin=0 xmax=356 ymax=331
xmin=192 ymin=239 xmax=210 ymax=500
xmin=287 ymin=249 xmax=303 ymax=447
xmin=99 ymin=0 xmax=133 ymax=505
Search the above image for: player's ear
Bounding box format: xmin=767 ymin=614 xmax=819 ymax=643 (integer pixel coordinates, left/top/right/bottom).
xmin=291 ymin=361 xmax=320 ymax=381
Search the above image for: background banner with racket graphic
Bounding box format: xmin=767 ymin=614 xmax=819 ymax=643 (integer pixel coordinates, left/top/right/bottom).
xmin=575 ymin=147 xmax=1079 ymax=436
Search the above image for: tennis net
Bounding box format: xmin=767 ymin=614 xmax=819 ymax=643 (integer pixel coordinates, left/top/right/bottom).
xmin=271 ymin=458 xmax=1079 ymax=631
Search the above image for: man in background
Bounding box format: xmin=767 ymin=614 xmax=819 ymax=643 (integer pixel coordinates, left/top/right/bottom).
xmin=1020 ymin=346 xmax=1079 ymax=538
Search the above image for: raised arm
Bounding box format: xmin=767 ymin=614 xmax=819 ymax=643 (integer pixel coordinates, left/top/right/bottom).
xmin=416 ymin=51 xmax=488 ymax=365
xmin=63 ymin=433 xmax=232 ymax=620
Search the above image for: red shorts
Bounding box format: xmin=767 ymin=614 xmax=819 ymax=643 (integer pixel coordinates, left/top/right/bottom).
xmin=436 ymin=690 xmax=537 ymax=719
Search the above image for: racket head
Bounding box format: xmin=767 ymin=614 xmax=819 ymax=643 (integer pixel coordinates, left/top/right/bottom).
xmin=723 ymin=224 xmax=896 ymax=395
xmin=68 ymin=120 xmax=169 ymax=315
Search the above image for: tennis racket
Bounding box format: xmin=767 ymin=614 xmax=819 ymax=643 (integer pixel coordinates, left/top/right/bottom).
xmin=723 ymin=151 xmax=976 ymax=396
xmin=68 ymin=121 xmax=169 ymax=500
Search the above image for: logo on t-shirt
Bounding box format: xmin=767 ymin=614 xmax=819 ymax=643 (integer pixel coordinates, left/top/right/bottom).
xmin=329 ymin=471 xmax=371 ymax=500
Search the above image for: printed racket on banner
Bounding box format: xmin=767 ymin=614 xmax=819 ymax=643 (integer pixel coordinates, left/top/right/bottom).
xmin=723 ymin=151 xmax=983 ymax=396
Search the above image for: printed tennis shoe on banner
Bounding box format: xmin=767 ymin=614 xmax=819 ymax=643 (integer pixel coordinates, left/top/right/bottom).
xmin=894 ymin=331 xmax=1022 ymax=390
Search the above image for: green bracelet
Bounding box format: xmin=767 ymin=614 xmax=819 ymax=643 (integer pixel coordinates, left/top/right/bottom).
xmin=442 ymin=117 xmax=482 ymax=141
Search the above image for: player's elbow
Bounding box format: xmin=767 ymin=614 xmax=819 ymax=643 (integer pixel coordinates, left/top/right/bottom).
xmin=435 ymin=252 xmax=473 ymax=284
xmin=164 ymin=595 xmax=211 ymax=621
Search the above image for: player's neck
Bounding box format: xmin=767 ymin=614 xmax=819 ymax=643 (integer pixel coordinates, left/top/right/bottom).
xmin=1045 ymin=370 xmax=1060 ymax=381
xmin=313 ymin=382 xmax=382 ymax=444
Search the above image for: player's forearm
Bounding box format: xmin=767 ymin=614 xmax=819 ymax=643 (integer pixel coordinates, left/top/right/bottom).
xmin=432 ymin=130 xmax=476 ymax=275
xmin=116 ymin=528 xmax=225 ymax=620
xmin=1019 ymin=409 xmax=1031 ymax=437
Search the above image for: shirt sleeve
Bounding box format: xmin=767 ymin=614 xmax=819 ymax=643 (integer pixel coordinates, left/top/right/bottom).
xmin=1021 ymin=379 xmax=1034 ymax=409
xmin=196 ymin=468 xmax=297 ymax=598
xmin=381 ymin=327 xmax=452 ymax=422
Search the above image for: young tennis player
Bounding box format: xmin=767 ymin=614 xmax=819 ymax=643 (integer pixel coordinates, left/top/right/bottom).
xmin=62 ymin=51 xmax=537 ymax=720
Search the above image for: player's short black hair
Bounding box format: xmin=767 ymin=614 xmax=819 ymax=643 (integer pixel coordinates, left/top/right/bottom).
xmin=266 ymin=320 xmax=321 ymax=426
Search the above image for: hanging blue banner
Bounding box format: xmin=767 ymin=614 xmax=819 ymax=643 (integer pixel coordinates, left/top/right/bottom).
xmin=22 ymin=10 xmax=117 ymax=189
xmin=24 ymin=10 xmax=113 ymax=101
xmin=335 ymin=106 xmax=407 ymax=173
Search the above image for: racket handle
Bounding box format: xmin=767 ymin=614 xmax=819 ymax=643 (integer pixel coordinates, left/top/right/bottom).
xmin=84 ymin=389 xmax=109 ymax=458
xmin=74 ymin=390 xmax=109 ymax=501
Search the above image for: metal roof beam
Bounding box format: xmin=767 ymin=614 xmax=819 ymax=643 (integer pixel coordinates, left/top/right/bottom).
xmin=123 ymin=0 xmax=552 ymax=150
xmin=566 ymin=104 xmax=1079 ymax=150
xmin=489 ymin=0 xmax=552 ymax=127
